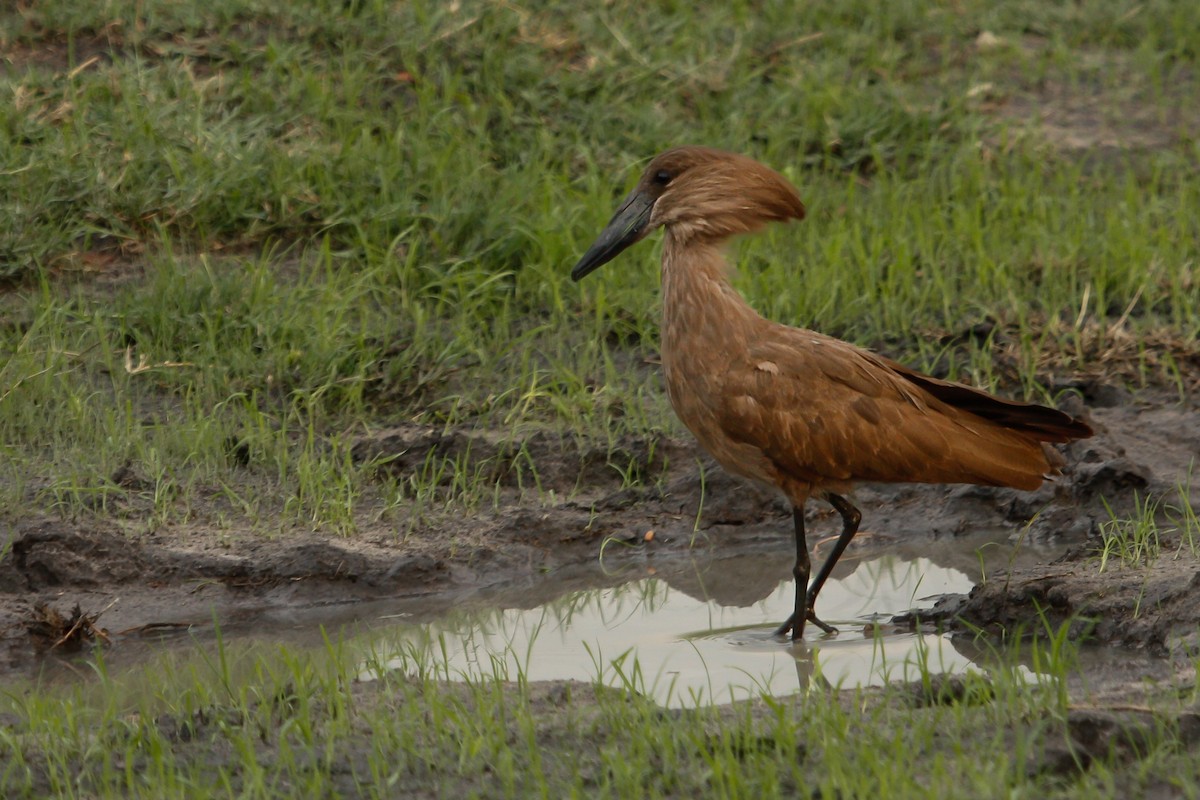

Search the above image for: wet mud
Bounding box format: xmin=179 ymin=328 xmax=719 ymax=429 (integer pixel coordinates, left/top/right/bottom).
xmin=0 ymin=391 xmax=1197 ymax=677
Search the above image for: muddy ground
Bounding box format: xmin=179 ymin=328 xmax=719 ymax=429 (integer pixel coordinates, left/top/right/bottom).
xmin=1 ymin=384 xmax=1197 ymax=681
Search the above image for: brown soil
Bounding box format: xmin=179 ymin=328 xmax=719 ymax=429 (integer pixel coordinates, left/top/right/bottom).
xmin=1 ymin=388 xmax=1196 ymax=677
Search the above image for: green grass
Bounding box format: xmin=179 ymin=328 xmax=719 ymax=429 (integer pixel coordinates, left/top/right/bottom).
xmin=1097 ymin=469 xmax=1200 ymax=571
xmin=1097 ymin=493 xmax=1166 ymax=571
xmin=0 ymin=614 xmax=1195 ymax=799
xmin=1 ymin=0 xmax=1198 ymax=531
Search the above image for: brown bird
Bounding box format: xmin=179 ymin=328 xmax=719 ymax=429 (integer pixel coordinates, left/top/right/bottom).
xmin=571 ymin=146 xmax=1093 ymax=640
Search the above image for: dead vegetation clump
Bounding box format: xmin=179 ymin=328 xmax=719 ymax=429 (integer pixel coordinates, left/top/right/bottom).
xmin=26 ymin=602 xmax=110 ymax=652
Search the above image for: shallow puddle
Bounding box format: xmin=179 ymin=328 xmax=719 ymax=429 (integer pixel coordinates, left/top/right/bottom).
xmin=365 ymin=557 xmax=974 ymax=706
xmin=356 ymin=535 xmax=1056 ymax=707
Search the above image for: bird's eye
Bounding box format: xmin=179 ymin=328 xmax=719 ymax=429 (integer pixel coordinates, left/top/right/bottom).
xmin=653 ymin=169 xmax=672 ymax=185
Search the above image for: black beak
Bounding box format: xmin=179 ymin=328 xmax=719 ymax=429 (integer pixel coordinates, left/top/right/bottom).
xmin=570 ymin=189 xmax=656 ymax=281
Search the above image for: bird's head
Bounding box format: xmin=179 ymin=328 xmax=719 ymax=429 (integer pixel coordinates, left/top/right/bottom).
xmin=571 ymin=146 xmax=805 ymax=281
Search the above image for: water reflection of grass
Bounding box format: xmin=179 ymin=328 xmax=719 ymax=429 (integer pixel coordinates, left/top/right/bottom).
xmin=421 ymin=578 xmax=676 ymax=638
xmin=363 ymin=563 xmax=1092 ymax=710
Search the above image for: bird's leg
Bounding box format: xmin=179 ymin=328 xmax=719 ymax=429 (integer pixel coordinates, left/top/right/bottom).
xmin=802 ymin=493 xmax=862 ymax=630
xmin=773 ymin=506 xmax=810 ymax=640
xmin=773 ymin=505 xmax=837 ymax=640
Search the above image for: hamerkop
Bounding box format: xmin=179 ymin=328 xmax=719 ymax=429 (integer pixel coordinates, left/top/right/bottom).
xmin=571 ymin=146 xmax=1094 ymax=640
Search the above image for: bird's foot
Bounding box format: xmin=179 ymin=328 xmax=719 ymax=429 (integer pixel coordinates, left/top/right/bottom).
xmin=773 ymin=609 xmax=838 ymax=640
xmin=806 ymin=609 xmax=838 ymax=635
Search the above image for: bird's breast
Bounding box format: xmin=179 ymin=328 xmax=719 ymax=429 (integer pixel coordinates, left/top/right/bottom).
xmin=661 ymin=323 xmax=785 ymax=490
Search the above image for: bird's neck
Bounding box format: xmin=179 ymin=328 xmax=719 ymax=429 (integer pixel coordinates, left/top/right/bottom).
xmin=660 ymin=233 xmax=763 ymax=361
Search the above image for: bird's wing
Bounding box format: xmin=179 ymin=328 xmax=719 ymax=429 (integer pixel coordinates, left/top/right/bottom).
xmin=873 ymin=355 xmax=1092 ymax=441
xmin=716 ymin=331 xmax=1052 ymax=489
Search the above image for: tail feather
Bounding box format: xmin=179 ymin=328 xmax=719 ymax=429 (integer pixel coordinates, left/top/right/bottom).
xmin=884 ymin=359 xmax=1094 ymax=443
xmin=880 ymin=360 xmax=1093 ymax=491
xmin=946 ymin=428 xmax=1054 ymax=491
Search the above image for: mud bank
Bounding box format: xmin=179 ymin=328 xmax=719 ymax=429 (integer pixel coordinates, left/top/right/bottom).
xmin=0 ymin=392 xmax=1196 ymax=672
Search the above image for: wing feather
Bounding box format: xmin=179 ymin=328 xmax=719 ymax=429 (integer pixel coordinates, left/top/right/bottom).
xmin=716 ymin=330 xmax=1082 ymax=491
